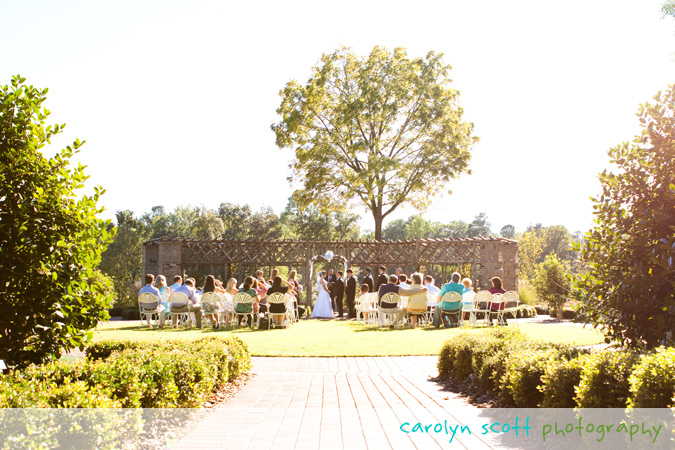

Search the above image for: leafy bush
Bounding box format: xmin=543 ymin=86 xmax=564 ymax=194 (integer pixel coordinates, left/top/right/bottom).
xmin=500 ymin=346 xmax=559 ymax=407
xmin=540 ymin=356 xmax=585 ymax=407
xmin=629 ymin=346 xmax=675 ymax=408
xmin=517 ymin=280 xmax=538 ymax=306
xmin=0 ymin=76 xmax=115 ymax=370
xmin=576 ymin=351 xmax=637 ymax=408
xmin=533 ymin=254 xmax=572 ymax=321
xmin=0 ymin=337 xmax=251 ymax=408
xmin=535 ymin=305 xmax=550 ymax=315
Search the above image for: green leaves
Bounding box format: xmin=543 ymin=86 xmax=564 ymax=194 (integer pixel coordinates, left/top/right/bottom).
xmin=272 ymin=46 xmax=478 ymax=239
xmin=575 ymin=84 xmax=675 ymax=350
xmin=0 ymin=76 xmax=114 ymax=369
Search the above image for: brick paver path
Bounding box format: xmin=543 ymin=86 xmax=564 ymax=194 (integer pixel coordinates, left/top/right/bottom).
xmin=175 ymin=356 xmax=493 ymax=449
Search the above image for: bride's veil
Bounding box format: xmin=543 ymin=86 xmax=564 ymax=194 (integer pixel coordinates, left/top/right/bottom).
xmin=315 ymin=270 xmax=324 ymax=292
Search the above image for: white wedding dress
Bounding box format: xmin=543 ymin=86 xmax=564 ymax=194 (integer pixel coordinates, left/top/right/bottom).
xmin=311 ymin=276 xmax=334 ymax=318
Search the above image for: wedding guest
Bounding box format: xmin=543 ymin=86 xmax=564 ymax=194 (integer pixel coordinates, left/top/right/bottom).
xmin=236 ymin=276 xmax=257 ymax=326
xmin=154 ymin=274 xmax=171 ymax=320
xmin=172 ymin=278 xmax=202 ymax=328
xmin=202 ymin=275 xmax=224 ymax=329
xmin=405 ymin=273 xmax=428 ymax=328
xmin=376 ymin=266 xmax=388 ymax=292
xmin=267 ymin=276 xmax=291 ymax=326
xmin=256 ymin=276 xmax=269 ymax=315
xmin=488 ymin=276 xmax=507 ymax=325
xmin=397 ymin=274 xmax=408 ymax=287
xmin=425 ymin=275 xmax=441 ymax=310
xmin=358 ymin=284 xmax=370 ymax=297
xmin=138 ymin=274 xmax=165 ymax=328
xmin=169 ymin=275 xmax=182 ymax=292
xmin=288 ymin=270 xmax=305 ymax=318
xmin=462 ymin=278 xmax=474 ymax=293
xmin=378 ymin=274 xmax=427 ymax=328
xmin=225 ymin=278 xmax=238 ymax=295
xmin=362 ymin=268 xmax=374 ymax=293
xmin=434 ymin=272 xmax=465 ymax=328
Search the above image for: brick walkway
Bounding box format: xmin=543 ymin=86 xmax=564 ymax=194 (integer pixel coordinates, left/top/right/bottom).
xmin=175 ymin=357 xmax=493 ymax=450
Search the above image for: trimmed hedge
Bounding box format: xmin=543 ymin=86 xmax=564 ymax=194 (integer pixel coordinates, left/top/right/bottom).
xmin=0 ymin=337 xmax=251 ymax=408
xmin=629 ymin=347 xmax=675 ymax=408
xmin=539 ymin=356 xmax=584 ymax=408
xmin=575 ymin=351 xmax=637 ymax=408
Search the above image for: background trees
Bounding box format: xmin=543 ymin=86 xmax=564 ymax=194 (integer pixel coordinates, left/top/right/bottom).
xmin=575 ymin=85 xmax=675 ymax=349
xmin=532 ymin=254 xmax=572 ymax=321
xmin=0 ymin=76 xmax=114 ymax=369
xmin=272 ymin=46 xmax=478 ymax=239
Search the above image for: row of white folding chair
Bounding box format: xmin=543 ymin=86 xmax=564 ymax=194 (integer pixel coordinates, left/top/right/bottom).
xmin=356 ymin=293 xmax=379 ymax=324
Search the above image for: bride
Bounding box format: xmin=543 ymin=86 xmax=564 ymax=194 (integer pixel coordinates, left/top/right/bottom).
xmin=311 ymin=270 xmax=334 ymax=318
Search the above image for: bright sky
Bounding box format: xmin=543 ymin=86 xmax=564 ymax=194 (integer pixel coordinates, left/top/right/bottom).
xmin=2 ymin=0 xmax=674 ymax=235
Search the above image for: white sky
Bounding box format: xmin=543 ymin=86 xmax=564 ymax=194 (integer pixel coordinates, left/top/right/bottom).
xmin=2 ymin=0 xmax=674 ymax=235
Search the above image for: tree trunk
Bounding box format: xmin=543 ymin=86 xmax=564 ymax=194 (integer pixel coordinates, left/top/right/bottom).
xmin=373 ymin=208 xmax=383 ymax=241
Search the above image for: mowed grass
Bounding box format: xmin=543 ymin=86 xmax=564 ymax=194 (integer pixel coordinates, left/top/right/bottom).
xmin=92 ymin=319 xmax=604 ymax=357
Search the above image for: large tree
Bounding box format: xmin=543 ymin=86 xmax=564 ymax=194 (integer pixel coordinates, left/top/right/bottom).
xmin=0 ymin=76 xmax=114 ymax=369
xmin=576 ymin=85 xmax=675 ymax=349
xmin=272 ymin=46 xmax=478 ymax=240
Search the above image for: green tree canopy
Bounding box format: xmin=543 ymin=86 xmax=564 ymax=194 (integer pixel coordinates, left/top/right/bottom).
xmin=280 ymin=198 xmax=360 ymax=241
xmin=0 ymin=76 xmax=114 ymax=369
xmin=533 ymin=254 xmax=572 ymax=321
xmin=272 ymin=46 xmax=478 ymax=239
xmin=576 ymin=85 xmax=675 ymax=349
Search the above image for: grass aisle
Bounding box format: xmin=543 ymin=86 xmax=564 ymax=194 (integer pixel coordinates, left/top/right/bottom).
xmin=93 ymin=320 xmax=604 ymax=357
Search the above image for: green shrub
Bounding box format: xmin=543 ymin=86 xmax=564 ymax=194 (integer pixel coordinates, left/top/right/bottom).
xmin=576 ymin=351 xmax=637 ymax=408
xmin=499 ymin=345 xmax=559 ymax=407
xmin=517 ymin=281 xmax=538 ymax=306
xmin=540 ymin=356 xmax=585 ymax=407
xmin=549 ymin=307 xmax=577 ymax=320
xmin=629 ymin=346 xmax=675 ymax=408
xmin=535 ymin=305 xmax=550 ymax=315
xmin=0 ymin=337 xmax=251 ymax=408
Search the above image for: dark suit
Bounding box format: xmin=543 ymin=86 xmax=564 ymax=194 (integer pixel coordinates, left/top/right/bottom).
xmin=333 ymin=276 xmax=345 ymax=317
xmin=326 ymin=272 xmax=336 ymax=311
xmin=363 ymin=273 xmax=374 ymax=294
xmin=345 ymin=274 xmax=357 ymax=318
xmin=376 ymin=272 xmax=388 ymax=292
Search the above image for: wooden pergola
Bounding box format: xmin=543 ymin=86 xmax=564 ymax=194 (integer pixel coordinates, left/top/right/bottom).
xmin=142 ymin=237 xmax=518 ymax=303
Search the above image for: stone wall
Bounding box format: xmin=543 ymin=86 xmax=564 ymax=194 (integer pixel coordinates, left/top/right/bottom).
xmin=478 ymin=240 xmax=518 ymax=291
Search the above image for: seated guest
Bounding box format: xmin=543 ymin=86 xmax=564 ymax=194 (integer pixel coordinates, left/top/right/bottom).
xmin=169 ymin=275 xmax=182 ymax=292
xmin=424 ymin=275 xmax=440 ymax=310
xmin=154 ymin=274 xmax=171 ymax=320
xmin=433 ymin=272 xmax=465 ymax=328
xmin=138 ymin=274 xmax=165 ymax=328
xmin=202 ymin=275 xmax=224 ymax=329
xmin=462 ymin=278 xmax=474 ymax=293
xmin=236 ymin=276 xmax=258 ymax=326
xmin=358 ymin=284 xmax=370 ymax=297
xmin=397 ymin=274 xmax=408 ymax=287
xmin=171 ymin=278 xmax=202 ymax=328
xmin=488 ymin=276 xmax=507 ymax=325
xmin=267 ymin=276 xmax=294 ymax=326
xmin=288 ymin=270 xmax=305 ymax=318
xmin=405 ymin=273 xmax=428 ymax=328
xmin=256 ymin=276 xmax=270 ymax=315
xmin=378 ymin=274 xmax=427 ymax=328
xmin=225 ymin=278 xmax=238 ymax=296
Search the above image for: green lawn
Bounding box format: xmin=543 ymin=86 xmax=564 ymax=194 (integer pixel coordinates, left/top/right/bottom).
xmin=93 ymin=320 xmax=604 ymax=357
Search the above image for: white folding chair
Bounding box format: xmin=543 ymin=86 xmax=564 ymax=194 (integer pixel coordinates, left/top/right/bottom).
xmin=267 ymin=292 xmax=293 ymax=329
xmin=439 ymin=292 xmax=463 ymax=327
xmin=406 ymin=292 xmax=429 ymax=327
xmin=502 ymin=290 xmax=520 ymax=327
xmin=378 ymin=292 xmax=402 ymax=328
xmin=233 ymin=292 xmax=256 ymax=330
xmin=473 ymin=290 xmax=493 ymax=327
xmin=462 ymin=291 xmax=476 ymax=326
xmin=356 ymin=293 xmax=376 ymax=324
xmin=138 ymin=293 xmax=163 ymax=328
xmin=220 ymin=293 xmax=234 ymax=328
xmin=200 ymin=292 xmax=224 ymax=328
xmin=488 ymin=293 xmax=506 ymax=326
xmin=168 ymin=292 xmax=191 ymax=328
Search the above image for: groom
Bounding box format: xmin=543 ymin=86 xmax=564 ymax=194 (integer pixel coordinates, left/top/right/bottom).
xmin=333 ymin=270 xmax=345 ymax=318
xmin=345 ymin=268 xmax=357 ymax=319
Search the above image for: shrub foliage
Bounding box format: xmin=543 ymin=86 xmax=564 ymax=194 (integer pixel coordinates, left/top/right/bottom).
xmin=0 ymin=75 xmax=115 ymax=369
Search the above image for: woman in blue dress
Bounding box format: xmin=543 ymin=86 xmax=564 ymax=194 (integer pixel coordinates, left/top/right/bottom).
xmin=311 ymin=270 xmax=334 ymax=318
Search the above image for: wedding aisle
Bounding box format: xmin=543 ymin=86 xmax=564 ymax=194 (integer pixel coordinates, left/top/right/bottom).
xmin=173 ymin=356 xmax=492 ymax=449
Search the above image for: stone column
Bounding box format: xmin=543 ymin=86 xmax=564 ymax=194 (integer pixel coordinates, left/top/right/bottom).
xmin=157 ymin=240 xmax=183 ymax=280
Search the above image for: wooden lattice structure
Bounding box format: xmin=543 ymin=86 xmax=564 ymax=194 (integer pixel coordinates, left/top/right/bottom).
xmin=142 ymin=237 xmax=518 ymax=303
